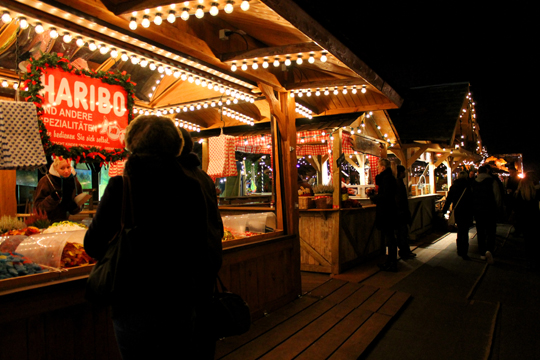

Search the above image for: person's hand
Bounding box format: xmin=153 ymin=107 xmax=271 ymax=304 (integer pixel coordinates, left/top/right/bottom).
xmin=444 ymin=210 xmax=450 ymax=220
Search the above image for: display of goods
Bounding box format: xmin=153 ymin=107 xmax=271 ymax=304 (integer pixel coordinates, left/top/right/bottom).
xmin=312 ymin=184 xmax=334 ymax=194
xmin=0 ymin=252 xmax=46 ymax=279
xmin=0 ymin=235 xmax=27 ymax=253
xmin=0 ymin=227 xmax=40 ymax=237
xmin=222 ymin=229 xmax=235 ymax=242
xmin=43 ymin=221 xmax=88 ymax=234
xmin=0 ymin=216 xmax=26 ymax=235
xmin=16 ymin=230 xmax=88 ymax=268
xmin=24 ymin=209 xmax=51 ymax=229
xmin=298 ymin=186 xmax=312 ymax=196
xmin=60 ymin=242 xmax=95 ymax=268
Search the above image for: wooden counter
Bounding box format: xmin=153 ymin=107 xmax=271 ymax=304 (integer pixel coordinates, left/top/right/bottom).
xmin=0 ymin=234 xmax=300 ymax=359
xmin=299 ymin=206 xmax=382 ymax=275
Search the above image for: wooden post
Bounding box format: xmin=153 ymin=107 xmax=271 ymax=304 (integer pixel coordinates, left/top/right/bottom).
xmin=445 ymin=160 xmax=452 ymax=190
xmin=0 ymin=170 xmax=17 ymax=217
xmin=332 ymin=128 xmax=342 ymax=208
xmin=427 ymin=152 xmax=435 ymax=194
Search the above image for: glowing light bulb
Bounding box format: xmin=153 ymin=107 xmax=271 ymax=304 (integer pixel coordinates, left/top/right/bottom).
xmin=121 ymin=52 xmax=129 ymax=62
xmin=75 ymin=37 xmax=84 ymax=47
xmin=241 ymin=0 xmax=250 ymax=11
xmin=320 ymin=51 xmax=328 ymax=62
xmin=35 ymin=23 xmax=44 ymax=34
xmin=180 ymin=72 xmax=187 ymax=80
xmin=342 ymin=86 xmax=348 ymax=95
xmin=100 ymin=44 xmax=110 ymax=54
xmin=284 ymin=57 xmax=291 ymax=66
xmin=361 ymin=85 xmax=367 ymax=94
xmin=49 ymin=28 xmax=58 ymax=39
xmin=296 ymin=55 xmax=303 ymax=65
xmin=195 ymin=6 xmax=204 ymax=18
xmin=19 ymin=17 xmax=29 ymax=29
xmin=324 ymin=88 xmax=329 ymax=96
xmin=154 ymin=13 xmax=162 ymax=25
xmin=87 ymin=40 xmax=97 ymax=51
xmin=231 ymin=62 xmax=237 ymax=71
xmin=352 ymin=86 xmax=357 ymax=94
xmin=63 ymin=32 xmax=72 ymax=43
xmin=140 ymin=58 xmax=148 ymax=67
xmin=157 ymin=65 xmax=165 ymax=73
xmin=308 ymin=53 xmax=315 ymax=64
xmin=131 ymin=56 xmax=139 ymax=64
xmin=167 ymin=10 xmax=176 ymax=23
xmin=181 ymin=8 xmax=190 ymax=20
xmin=252 ymin=61 xmax=258 ymax=70
xmin=1 ymin=80 xmax=8 ymax=88
xmin=315 ymin=89 xmax=321 ymax=96
xmin=224 ymin=1 xmax=234 ymax=13
xmin=333 ymin=87 xmax=339 ymax=95
xmin=273 ymin=58 xmax=280 ymax=67
xmin=129 ymin=17 xmax=137 ymax=30
xmin=262 ymin=58 xmax=269 ymax=68
xmin=210 ymin=3 xmax=219 ymax=16
xmin=2 ymin=11 xmax=12 ymax=23
xmin=141 ymin=15 xmax=150 ymax=27
xmin=241 ymin=61 xmax=248 ymax=71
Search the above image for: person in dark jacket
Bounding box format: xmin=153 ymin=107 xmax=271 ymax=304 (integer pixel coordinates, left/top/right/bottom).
xmin=395 ymin=165 xmax=416 ymax=259
xmin=372 ymin=158 xmax=399 ymax=271
xmin=472 ymin=165 xmax=499 ymax=264
xmin=34 ymin=156 xmax=83 ymax=223
xmin=84 ymin=115 xmax=215 ymax=359
xmin=443 ymin=171 xmax=474 ymax=259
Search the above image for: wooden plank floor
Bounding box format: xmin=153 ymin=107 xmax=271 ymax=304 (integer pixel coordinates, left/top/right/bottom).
xmin=215 ymin=279 xmax=410 ymax=360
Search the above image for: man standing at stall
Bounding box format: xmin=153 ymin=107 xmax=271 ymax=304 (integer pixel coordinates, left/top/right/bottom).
xmin=371 ymin=158 xmax=399 ymax=271
xmin=472 ymin=165 xmax=499 ymax=264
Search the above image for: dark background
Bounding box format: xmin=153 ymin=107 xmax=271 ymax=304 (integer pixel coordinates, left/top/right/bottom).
xmin=293 ymin=1 xmax=536 ymax=172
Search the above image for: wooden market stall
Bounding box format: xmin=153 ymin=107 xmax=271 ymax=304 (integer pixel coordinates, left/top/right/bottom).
xmin=0 ymin=0 xmax=404 ymax=357
xmin=388 ymin=83 xmax=484 ymax=237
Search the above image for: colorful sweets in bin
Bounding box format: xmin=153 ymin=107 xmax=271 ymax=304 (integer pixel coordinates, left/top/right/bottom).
xmin=0 ymin=252 xmax=46 ymax=279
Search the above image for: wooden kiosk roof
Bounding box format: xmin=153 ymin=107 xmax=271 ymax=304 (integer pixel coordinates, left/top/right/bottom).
xmin=0 ymin=0 xmax=402 ymax=129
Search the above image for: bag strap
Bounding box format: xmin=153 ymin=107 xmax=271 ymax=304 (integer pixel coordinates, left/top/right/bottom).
xmin=453 ymin=188 xmax=467 ymax=210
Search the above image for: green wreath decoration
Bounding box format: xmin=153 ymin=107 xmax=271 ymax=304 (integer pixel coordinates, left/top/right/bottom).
xmin=20 ymin=52 xmax=136 ymax=165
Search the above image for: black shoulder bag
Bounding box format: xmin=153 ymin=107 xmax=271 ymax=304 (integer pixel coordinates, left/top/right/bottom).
xmin=210 ymin=275 xmax=251 ymax=339
xmin=85 ymin=175 xmax=134 ymax=305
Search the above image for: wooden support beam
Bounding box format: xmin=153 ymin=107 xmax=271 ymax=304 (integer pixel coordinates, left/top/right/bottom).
xmin=259 ymin=82 xmax=287 ymax=139
xmin=406 ymin=144 xmax=430 ymax=169
xmin=433 ymin=152 xmax=451 ymax=168
xmin=220 ymin=42 xmax=322 ymax=62
xmin=332 ymin=128 xmax=342 ymax=208
xmin=0 ymin=170 xmax=17 ymax=217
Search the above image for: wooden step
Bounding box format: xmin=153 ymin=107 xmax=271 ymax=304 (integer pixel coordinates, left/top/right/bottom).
xmin=216 ymin=279 xmax=410 ymax=360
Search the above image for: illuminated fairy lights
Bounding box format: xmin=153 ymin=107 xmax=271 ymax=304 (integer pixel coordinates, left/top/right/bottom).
xmin=0 ymin=6 xmax=257 ymax=101
xmin=127 ymin=1 xmax=251 ymax=30
xmin=295 ymin=103 xmax=313 ymax=119
xmin=290 ymin=85 xmax=367 ymax=98
xmin=0 ymin=78 xmax=19 ymax=90
xmin=222 ymin=107 xmax=255 ymax=126
xmin=230 ymin=51 xmax=329 ymax=72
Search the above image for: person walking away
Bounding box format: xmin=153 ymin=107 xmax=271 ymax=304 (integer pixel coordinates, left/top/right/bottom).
xmin=486 ymin=166 xmax=506 ymax=221
xmin=513 ymin=174 xmax=540 ymax=270
xmin=505 ymin=164 xmax=520 ymax=222
xmin=84 ymin=115 xmax=214 ymax=359
xmin=395 ymin=165 xmax=416 ymax=259
xmin=34 ymin=156 xmax=83 ymax=223
xmin=371 ymin=158 xmax=399 ymax=271
xmin=443 ymin=171 xmax=474 ymax=259
xmin=472 ymin=165 xmax=499 ymax=264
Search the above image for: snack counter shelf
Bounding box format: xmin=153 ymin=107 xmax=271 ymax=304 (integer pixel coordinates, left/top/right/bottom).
xmin=299 ymin=204 xmax=383 ymax=275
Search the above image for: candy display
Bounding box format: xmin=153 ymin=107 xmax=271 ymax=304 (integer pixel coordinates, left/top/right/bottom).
xmin=43 ymin=221 xmax=88 ymax=234
xmin=0 ymin=252 xmax=46 ymax=279
xmin=61 ymin=242 xmax=95 ymax=268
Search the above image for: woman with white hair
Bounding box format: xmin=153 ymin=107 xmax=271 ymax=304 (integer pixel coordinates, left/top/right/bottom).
xmin=34 ymin=156 xmax=83 ymax=222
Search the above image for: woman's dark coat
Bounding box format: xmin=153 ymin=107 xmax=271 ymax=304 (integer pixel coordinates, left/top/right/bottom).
xmin=372 ymin=167 xmax=398 ymax=230
xmin=443 ymin=178 xmax=474 ymax=225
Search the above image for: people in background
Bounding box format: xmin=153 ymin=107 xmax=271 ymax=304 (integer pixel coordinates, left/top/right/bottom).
xmin=472 ymin=165 xmax=499 ymax=264
xmin=443 ymin=171 xmax=474 ymax=260
xmin=395 ymin=165 xmax=416 ymax=259
xmin=505 ymin=163 xmax=521 ymax=221
xmin=34 ymin=156 xmax=83 ymax=223
xmin=371 ymin=158 xmax=399 ymax=272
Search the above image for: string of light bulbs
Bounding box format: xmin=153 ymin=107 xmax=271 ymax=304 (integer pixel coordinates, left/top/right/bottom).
xmin=222 ymin=107 xmax=255 ymax=126
xmin=0 ymin=78 xmax=19 ymax=90
xmin=231 ymin=51 xmax=329 ymax=72
xmin=127 ymin=0 xmax=251 ymax=30
xmin=290 ymin=85 xmax=367 ymax=98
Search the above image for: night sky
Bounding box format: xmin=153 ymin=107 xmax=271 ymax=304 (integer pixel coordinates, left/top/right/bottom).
xmin=293 ymin=1 xmax=536 ymax=172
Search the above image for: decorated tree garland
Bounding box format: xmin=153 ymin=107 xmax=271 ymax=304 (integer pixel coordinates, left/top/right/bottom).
xmin=20 ymin=52 xmax=136 ymax=165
